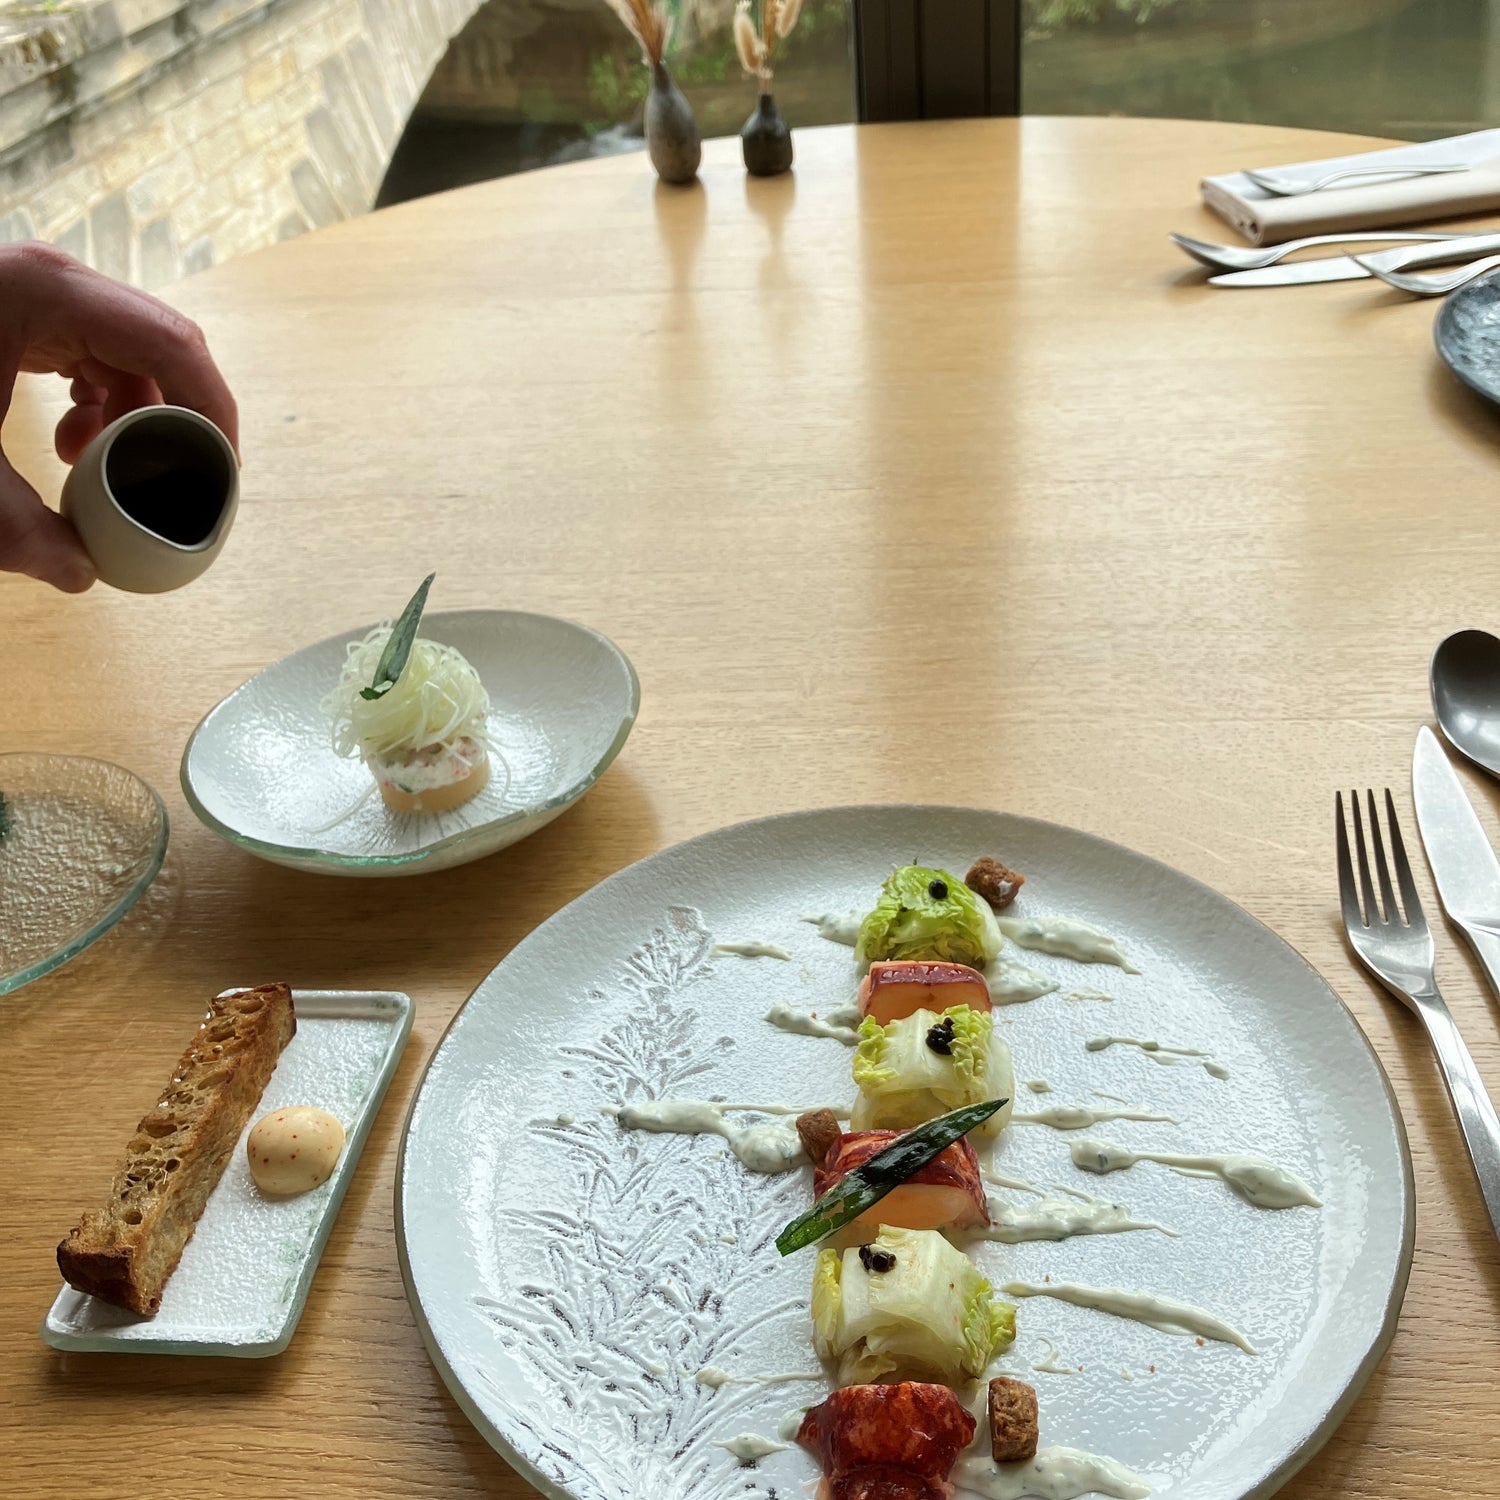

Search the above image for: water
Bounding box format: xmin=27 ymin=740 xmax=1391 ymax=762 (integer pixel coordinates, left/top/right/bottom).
xmin=1025 ymin=0 xmax=1500 ymax=142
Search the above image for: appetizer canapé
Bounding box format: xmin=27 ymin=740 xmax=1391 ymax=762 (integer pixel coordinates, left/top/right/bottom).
xmin=323 ymin=574 xmax=491 ymax=815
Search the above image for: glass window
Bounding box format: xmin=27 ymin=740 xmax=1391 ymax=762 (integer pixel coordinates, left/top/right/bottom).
xmin=1022 ymin=0 xmax=1500 ymax=141
xmin=379 ymin=0 xmax=856 ymax=208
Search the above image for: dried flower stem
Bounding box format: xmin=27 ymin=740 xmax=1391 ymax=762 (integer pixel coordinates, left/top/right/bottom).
xmin=734 ymin=0 xmax=801 ymax=86
xmin=602 ymin=0 xmax=673 ymax=66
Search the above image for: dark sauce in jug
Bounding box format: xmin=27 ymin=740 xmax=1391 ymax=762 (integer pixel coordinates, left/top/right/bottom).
xmin=106 ymin=415 xmax=232 ymax=547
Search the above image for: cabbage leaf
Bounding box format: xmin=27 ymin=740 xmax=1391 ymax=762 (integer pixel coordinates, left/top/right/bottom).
xmin=855 ymin=865 xmax=1003 ymax=968
xmin=810 ymin=1225 xmax=1016 ymax=1386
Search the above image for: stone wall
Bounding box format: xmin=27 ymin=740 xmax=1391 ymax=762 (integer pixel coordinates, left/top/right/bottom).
xmin=0 ymin=0 xmax=486 ymax=288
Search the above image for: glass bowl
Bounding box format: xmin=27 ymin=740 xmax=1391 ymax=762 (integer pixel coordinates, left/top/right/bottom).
xmin=0 ymin=753 xmax=168 ymax=994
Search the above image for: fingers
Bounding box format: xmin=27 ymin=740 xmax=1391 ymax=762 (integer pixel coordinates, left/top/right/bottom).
xmin=7 ymin=243 xmax=239 ymax=452
xmin=54 ymin=399 xmax=104 ymax=465
xmin=0 ymin=456 xmax=96 ymax=592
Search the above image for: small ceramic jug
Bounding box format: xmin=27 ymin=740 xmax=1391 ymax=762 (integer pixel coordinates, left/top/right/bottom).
xmin=61 ymin=405 xmax=239 ymax=593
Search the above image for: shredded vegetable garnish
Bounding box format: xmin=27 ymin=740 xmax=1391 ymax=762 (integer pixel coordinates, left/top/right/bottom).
xmin=322 ymin=626 xmax=490 ymax=760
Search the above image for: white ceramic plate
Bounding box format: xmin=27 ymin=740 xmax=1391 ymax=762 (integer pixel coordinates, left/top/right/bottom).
xmin=43 ymin=987 xmax=412 ymax=1356
xmin=181 ymin=610 xmax=639 ymax=876
xmin=397 ymin=807 xmax=1412 ymax=1500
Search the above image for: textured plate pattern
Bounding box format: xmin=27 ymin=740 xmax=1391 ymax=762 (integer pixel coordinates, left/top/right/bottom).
xmin=43 ymin=988 xmax=413 ymax=1356
xmin=398 ymin=807 xmax=1412 ymax=1500
xmin=1434 ymin=267 xmax=1500 ymax=406
xmin=0 ymin=753 xmax=167 ymax=995
xmin=181 ymin=610 xmax=638 ymax=876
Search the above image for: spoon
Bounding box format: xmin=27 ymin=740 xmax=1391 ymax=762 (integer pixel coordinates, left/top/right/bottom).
xmin=1168 ymin=230 xmax=1458 ymax=273
xmin=1431 ymin=629 xmax=1500 ymax=777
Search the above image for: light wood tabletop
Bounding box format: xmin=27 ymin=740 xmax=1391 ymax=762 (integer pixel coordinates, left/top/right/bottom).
xmin=4 ymin=116 xmax=1500 ymax=1498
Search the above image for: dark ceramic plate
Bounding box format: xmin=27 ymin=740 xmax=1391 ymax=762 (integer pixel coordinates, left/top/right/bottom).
xmin=1435 ymin=268 xmax=1500 ymax=406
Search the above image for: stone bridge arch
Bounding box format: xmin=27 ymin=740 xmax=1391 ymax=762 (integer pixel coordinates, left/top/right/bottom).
xmin=0 ymin=0 xmax=493 ymax=287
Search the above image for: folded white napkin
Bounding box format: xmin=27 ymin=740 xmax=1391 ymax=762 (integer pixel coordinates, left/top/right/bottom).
xmin=1201 ymin=129 xmax=1500 ymax=245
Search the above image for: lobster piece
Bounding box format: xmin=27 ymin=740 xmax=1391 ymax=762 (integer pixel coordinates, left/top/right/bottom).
xmin=813 ymin=1129 xmax=989 ymax=1242
xmin=796 ymin=1382 xmax=977 ymax=1500
xmin=858 ymin=961 xmax=993 ymax=1027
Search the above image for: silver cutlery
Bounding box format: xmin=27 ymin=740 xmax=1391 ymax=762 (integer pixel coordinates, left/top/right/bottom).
xmin=1337 ymin=788 xmax=1500 ymax=1242
xmin=1412 ymin=726 xmax=1500 ymax=1009
xmin=1211 ymin=231 xmax=1500 ymax=289
xmin=1210 ymin=258 xmax=1373 ymax=288
xmin=1170 ymin=230 xmax=1460 ymax=273
xmin=1431 ymin=629 xmax=1500 ymax=777
xmin=1355 ymin=252 xmax=1500 ymax=297
xmin=1245 ymin=163 xmax=1470 ymax=196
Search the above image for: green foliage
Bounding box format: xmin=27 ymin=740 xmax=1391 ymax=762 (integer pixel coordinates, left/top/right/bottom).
xmin=587 ymin=52 xmax=648 ymax=120
xmin=586 ymin=0 xmax=852 ymax=123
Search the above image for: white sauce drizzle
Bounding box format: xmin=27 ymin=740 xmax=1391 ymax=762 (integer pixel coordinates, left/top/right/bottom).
xmin=1085 ymin=1036 xmax=1205 ymax=1063
xmin=713 ymin=941 xmax=793 ymax=960
xmin=763 ymin=1001 xmax=861 ymax=1045
xmin=1069 ymin=1137 xmax=1321 ymax=1209
xmin=983 ymin=1167 xmax=1044 ymax=1193
xmin=1025 ymin=1079 xmax=1053 ymax=1094
xmin=1064 ymin=987 xmax=1114 ymax=1003
xmin=953 ymin=1448 xmax=1151 ymax=1500
xmin=777 ymin=1408 xmax=808 ymax=1441
xmin=1012 ymin=1104 xmax=1177 ymax=1131
xmin=989 ymin=951 xmax=1060 ymax=1004
xmin=713 ymin=1433 xmax=789 ymax=1462
xmin=613 ymin=1101 xmax=811 ymax=1173
xmin=997 ymin=915 xmax=1139 ymax=972
xmin=975 ymin=1189 xmax=1174 ymax=1243
xmin=555 ymin=1113 xmax=575 ymax=1126
xmin=1031 ymin=1336 xmax=1078 ymax=1375
xmin=1003 ymin=1279 xmax=1257 ymax=1354
xmin=1086 ymin=1035 xmax=1231 ymax=1081
xmin=802 ymin=910 xmax=864 ymax=946
xmin=696 ymin=1366 xmax=731 ymax=1388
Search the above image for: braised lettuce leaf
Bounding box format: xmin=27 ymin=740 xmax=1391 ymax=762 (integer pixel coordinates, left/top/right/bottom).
xmin=855 ymin=865 xmax=1002 ymax=968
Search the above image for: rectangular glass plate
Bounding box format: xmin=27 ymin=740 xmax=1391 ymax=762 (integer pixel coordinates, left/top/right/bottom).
xmin=40 ymin=987 xmax=413 ymax=1357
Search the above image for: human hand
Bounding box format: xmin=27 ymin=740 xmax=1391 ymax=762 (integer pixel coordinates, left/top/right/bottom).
xmin=0 ymin=242 xmax=239 ymax=592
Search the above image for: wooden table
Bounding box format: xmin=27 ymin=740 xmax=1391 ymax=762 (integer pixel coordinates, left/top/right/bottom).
xmin=3 ymin=116 xmax=1499 ymax=1497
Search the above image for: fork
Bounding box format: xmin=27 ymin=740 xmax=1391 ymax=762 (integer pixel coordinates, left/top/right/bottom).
xmin=1245 ymin=163 xmax=1469 ymax=196
xmin=1168 ymin=230 xmax=1460 ymax=273
xmin=1352 ymin=251 xmax=1500 ymax=297
xmin=1337 ymin=789 xmax=1500 ymax=1241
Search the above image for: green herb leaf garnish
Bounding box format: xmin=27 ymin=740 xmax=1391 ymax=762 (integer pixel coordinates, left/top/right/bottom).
xmin=775 ymin=1097 xmax=1006 ymax=1255
xmin=360 ymin=573 xmax=435 ymax=701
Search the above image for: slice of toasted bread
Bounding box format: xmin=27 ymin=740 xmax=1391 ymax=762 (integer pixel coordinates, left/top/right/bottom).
xmin=57 ymin=984 xmax=295 ymax=1315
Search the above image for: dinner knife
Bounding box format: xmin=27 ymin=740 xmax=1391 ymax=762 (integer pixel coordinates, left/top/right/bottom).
xmin=1412 ymin=725 xmax=1500 ymax=997
xmin=1209 ymin=257 xmax=1371 ymax=287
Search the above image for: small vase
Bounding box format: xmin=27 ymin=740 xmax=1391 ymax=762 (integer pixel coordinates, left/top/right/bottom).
xmin=645 ymin=61 xmax=701 ymax=185
xmin=740 ymin=92 xmax=793 ymax=177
